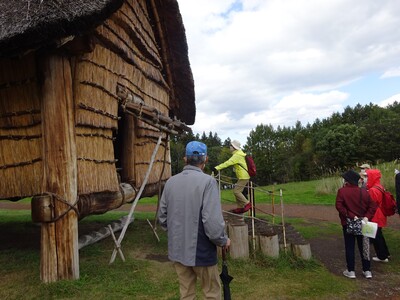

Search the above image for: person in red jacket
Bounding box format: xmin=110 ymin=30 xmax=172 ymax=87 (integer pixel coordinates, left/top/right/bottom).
xmin=336 ymin=170 xmax=377 ymax=279
xmin=366 ymin=168 xmax=391 ymax=262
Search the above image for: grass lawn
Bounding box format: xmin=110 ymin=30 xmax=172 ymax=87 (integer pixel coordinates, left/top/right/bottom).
xmin=1 ymin=169 xmax=399 ymax=299
xmin=140 ymin=176 xmax=341 ymax=206
xmin=0 ymin=209 xmax=358 ymax=300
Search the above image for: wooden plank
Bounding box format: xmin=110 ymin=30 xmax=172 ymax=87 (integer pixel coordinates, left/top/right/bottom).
xmin=39 ymin=54 xmax=79 ymax=282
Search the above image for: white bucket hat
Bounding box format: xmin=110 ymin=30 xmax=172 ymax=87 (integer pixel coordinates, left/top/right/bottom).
xmin=230 ymin=140 xmax=241 ymax=150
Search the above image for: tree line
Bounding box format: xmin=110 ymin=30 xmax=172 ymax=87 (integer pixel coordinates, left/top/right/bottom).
xmin=170 ymin=102 xmax=400 ymax=186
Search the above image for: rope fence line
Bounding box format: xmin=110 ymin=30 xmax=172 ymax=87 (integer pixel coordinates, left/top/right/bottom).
xmin=216 ymin=173 xmax=279 ymax=196
xmin=222 ymin=209 xmax=283 ymax=228
xmin=214 ymin=173 xmax=283 ymax=220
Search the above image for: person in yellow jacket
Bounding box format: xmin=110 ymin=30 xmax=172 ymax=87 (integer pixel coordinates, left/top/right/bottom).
xmin=213 ymin=140 xmax=251 ymax=213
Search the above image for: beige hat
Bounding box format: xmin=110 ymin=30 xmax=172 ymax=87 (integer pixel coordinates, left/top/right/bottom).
xmin=360 ymin=163 xmax=371 ymax=169
xmin=230 ymin=140 xmax=241 ymax=150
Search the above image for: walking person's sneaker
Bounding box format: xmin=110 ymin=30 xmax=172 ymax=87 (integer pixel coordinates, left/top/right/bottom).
xmin=343 ymin=270 xmax=356 ymax=279
xmin=242 ymin=202 xmax=252 ymax=212
xmin=362 ymin=271 xmax=372 ymax=279
xmin=372 ymin=257 xmax=389 ymax=263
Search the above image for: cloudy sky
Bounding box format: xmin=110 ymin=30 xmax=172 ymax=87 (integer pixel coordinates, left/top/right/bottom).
xmin=177 ymin=0 xmax=400 ymax=146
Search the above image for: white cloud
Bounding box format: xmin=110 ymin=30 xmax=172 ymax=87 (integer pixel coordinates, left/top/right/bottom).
xmin=193 ymin=90 xmax=349 ymax=145
xmin=178 ymin=0 xmax=400 ymax=145
xmin=381 ymin=67 xmax=400 ymax=78
xmin=379 ymin=93 xmax=400 ymax=107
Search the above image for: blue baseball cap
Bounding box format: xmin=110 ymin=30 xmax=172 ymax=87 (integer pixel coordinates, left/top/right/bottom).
xmin=185 ymin=141 xmax=207 ymax=156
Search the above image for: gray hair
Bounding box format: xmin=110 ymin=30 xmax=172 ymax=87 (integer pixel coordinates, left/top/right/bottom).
xmin=186 ymin=155 xmax=206 ymax=166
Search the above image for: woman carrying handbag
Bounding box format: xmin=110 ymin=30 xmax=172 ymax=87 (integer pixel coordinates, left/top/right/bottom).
xmin=335 ymin=170 xmax=378 ymax=279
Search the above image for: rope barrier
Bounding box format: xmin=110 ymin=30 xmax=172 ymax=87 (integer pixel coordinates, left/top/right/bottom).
xmin=34 ymin=192 xmax=80 ymax=222
xmin=222 ymin=209 xmax=283 ymax=228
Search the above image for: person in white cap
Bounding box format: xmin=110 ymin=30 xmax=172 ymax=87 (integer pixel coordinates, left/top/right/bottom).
xmin=359 ymin=164 xmax=371 ymax=188
xmin=213 ymin=140 xmax=251 ymax=213
xmin=360 ymin=163 xmax=371 ymax=170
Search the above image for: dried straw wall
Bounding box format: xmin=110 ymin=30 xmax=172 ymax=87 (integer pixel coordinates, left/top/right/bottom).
xmin=74 ymin=0 xmax=171 ymax=194
xmin=0 ymin=0 xmax=174 ymax=198
xmin=0 ymin=54 xmax=43 ymax=199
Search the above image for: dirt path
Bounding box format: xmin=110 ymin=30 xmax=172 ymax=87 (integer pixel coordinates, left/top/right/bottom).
xmin=1 ymin=201 xmax=399 ymax=228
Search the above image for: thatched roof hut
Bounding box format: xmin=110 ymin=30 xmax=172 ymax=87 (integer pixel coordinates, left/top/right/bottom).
xmin=0 ymin=0 xmax=195 ymax=282
xmin=0 ymin=0 xmax=195 ymax=123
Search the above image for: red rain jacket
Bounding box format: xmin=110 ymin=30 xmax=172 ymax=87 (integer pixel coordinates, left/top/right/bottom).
xmin=366 ymin=169 xmax=387 ymax=227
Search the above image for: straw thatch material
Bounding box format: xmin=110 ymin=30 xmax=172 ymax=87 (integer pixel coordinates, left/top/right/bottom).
xmin=149 ymin=0 xmax=196 ymax=124
xmin=72 ymin=0 xmax=174 ymax=192
xmin=0 ymin=0 xmax=125 ymax=57
xmin=0 ymin=54 xmax=43 ymax=199
xmin=76 ymin=127 xmax=119 ymax=194
xmin=0 ymin=0 xmax=195 ymax=124
xmin=0 ymin=0 xmax=194 ymax=200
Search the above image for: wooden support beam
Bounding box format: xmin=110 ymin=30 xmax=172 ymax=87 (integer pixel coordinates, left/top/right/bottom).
xmin=77 ymin=183 xmax=136 ymax=219
xmin=116 ymin=84 xmax=191 ymax=135
xmin=40 ymin=54 xmax=79 ymax=282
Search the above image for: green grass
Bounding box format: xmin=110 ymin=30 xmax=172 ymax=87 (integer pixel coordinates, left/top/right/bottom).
xmin=1 ymin=162 xmax=400 ymax=299
xmin=140 ymin=178 xmax=340 ymax=206
xmin=0 ymin=210 xmax=362 ymax=300
xmin=141 ymin=160 xmax=400 ymax=207
xmin=5 ymin=208 xmax=392 ymax=300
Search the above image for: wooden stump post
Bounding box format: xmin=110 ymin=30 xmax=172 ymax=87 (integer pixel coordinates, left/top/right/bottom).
xmin=40 ymin=54 xmax=79 ymax=282
xmin=259 ymin=234 xmax=279 ymax=258
xmin=292 ymin=243 xmax=312 ymax=260
xmin=228 ymin=223 xmax=249 ymax=259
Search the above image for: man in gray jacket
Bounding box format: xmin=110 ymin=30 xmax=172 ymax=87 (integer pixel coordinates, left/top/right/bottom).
xmin=158 ymin=140 xmax=230 ymax=300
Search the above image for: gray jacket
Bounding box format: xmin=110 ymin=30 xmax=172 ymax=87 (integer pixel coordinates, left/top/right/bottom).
xmin=158 ymin=165 xmax=228 ymax=266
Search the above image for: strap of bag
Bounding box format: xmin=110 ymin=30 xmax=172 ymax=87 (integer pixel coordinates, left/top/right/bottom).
xmin=372 ymin=185 xmax=384 ymax=194
xmin=237 ymin=157 xmax=249 ymax=175
xmin=371 ymin=185 xmax=384 ymax=208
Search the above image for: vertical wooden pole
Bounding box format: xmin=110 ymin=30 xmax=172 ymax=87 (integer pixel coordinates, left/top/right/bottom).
xmin=40 ymin=54 xmax=79 ymax=282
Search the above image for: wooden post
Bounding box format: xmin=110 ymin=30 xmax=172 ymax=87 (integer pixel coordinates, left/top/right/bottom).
xmin=259 ymin=234 xmax=279 ymax=258
xmin=292 ymin=243 xmax=312 ymax=260
xmin=40 ymin=54 xmax=79 ymax=282
xmin=228 ymin=224 xmax=249 ymax=259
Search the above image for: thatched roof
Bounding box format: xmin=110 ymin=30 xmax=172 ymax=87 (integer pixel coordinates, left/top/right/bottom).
xmin=0 ymin=0 xmax=195 ymax=124
xmin=0 ymin=0 xmax=125 ymax=56
xmin=153 ymin=0 xmax=195 ymax=125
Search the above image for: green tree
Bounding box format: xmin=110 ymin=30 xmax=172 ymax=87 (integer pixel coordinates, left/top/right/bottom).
xmin=315 ymin=124 xmax=363 ymax=170
xmin=246 ymin=124 xmax=276 ymax=185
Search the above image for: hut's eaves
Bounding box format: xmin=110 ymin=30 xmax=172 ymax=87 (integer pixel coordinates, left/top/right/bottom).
xmin=0 ymin=0 xmax=195 ymax=125
xmin=0 ymin=0 xmax=125 ymax=57
xmin=152 ymin=0 xmax=195 ymax=125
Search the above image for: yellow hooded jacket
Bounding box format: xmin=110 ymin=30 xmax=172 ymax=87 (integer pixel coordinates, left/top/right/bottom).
xmin=215 ymin=149 xmax=250 ymax=180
